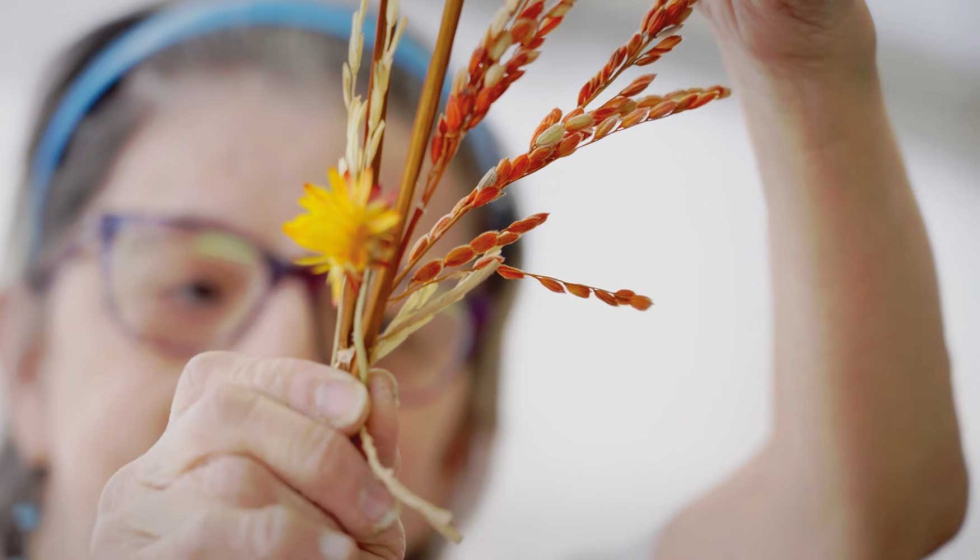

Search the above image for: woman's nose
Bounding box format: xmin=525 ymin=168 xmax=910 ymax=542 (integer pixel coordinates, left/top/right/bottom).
xmin=232 ymin=278 xmax=330 ymax=362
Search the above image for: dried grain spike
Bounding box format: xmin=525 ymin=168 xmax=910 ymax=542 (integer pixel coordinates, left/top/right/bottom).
xmin=474 ymin=254 xmax=504 ymax=270
xmin=619 ymin=74 xmax=657 ymax=97
xmin=469 ymin=231 xmax=500 ymax=253
xmin=594 ymin=289 xmax=620 ymax=307
xmin=565 ymin=283 xmax=592 ymax=298
xmin=506 ymin=212 xmax=549 ymax=234
xmin=497 ymin=265 xmax=526 ymax=280
xmin=444 ymin=246 xmax=477 ymax=268
xmin=473 ymin=187 xmax=502 ymax=207
xmin=538 ymin=277 xmax=566 ymax=293
xmin=411 ymin=259 xmax=443 ymax=285
xmin=630 ymin=295 xmax=654 ymax=311
xmin=496 ymin=231 xmax=521 ymax=246
xmin=408 ymin=235 xmax=432 ymax=264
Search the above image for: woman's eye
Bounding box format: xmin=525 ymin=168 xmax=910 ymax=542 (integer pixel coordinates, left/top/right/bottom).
xmin=172 ymin=280 xmax=223 ymax=306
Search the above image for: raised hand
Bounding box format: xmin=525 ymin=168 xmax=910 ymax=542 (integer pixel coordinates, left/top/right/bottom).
xmin=699 ymin=0 xmax=877 ymax=78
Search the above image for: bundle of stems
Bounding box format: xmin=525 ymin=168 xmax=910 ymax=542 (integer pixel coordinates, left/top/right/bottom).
xmin=284 ymin=0 xmax=729 ymax=542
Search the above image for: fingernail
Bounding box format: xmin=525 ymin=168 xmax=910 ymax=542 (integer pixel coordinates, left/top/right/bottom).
xmin=319 ymin=532 xmax=356 ymax=558
xmin=370 ymin=369 xmax=400 ymax=410
xmin=314 ymin=379 xmax=367 ymax=426
xmin=361 ymin=481 xmax=399 ymax=532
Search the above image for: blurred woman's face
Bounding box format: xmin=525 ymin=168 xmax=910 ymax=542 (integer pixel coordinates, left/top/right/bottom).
xmin=14 ymin=70 xmax=478 ymax=552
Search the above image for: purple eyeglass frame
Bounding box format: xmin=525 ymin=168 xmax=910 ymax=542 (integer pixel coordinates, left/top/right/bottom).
xmin=59 ymin=213 xmax=489 ymax=407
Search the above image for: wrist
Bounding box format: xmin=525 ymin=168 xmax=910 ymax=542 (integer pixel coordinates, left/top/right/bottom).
xmin=725 ymin=50 xmax=887 ymax=153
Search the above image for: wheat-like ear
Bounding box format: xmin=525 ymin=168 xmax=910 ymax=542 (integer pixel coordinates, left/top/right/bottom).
xmin=497 ymin=265 xmax=654 ymax=311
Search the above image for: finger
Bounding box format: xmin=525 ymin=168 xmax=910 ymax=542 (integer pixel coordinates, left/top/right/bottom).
xmin=366 ymin=369 xmax=401 ymax=471
xmin=170 ymin=352 xmax=369 ymax=435
xmin=100 ymin=458 xmax=343 ymax=543
xmin=137 ymin=384 xmax=398 ymax=539
xmin=137 ymin=505 xmax=358 ymax=560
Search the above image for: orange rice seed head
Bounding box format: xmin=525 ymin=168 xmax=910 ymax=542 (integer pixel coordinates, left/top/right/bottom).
xmin=562 ymin=107 xmax=585 ymax=123
xmin=519 ymin=0 xmax=545 ymax=20
xmin=469 ymin=231 xmax=500 ymax=253
xmin=595 ymin=289 xmax=620 ymax=307
xmin=637 ymin=94 xmax=664 ymax=109
xmin=565 ymin=283 xmax=592 ymax=299
xmin=547 ymin=0 xmax=574 ymax=19
xmin=537 ymin=277 xmax=566 ymax=294
xmin=507 ymin=213 xmax=549 ymax=234
xmin=534 ymin=122 xmax=566 ymax=148
xmin=473 ymin=187 xmax=502 ymax=207
xmin=618 ymin=99 xmax=638 ymax=116
xmin=615 ymin=289 xmax=636 ymax=305
xmin=537 ymin=15 xmax=563 ymax=37
xmin=444 ymin=246 xmax=478 ymax=268
xmin=510 ymin=18 xmax=538 ymax=45
xmin=594 ymin=116 xmax=619 ymax=140
xmin=495 ymin=158 xmax=513 ymax=182
xmin=557 ymin=133 xmax=583 ymax=157
xmin=497 ymin=265 xmax=526 ymax=280
xmin=433 ymin=214 xmax=455 ymax=237
xmin=411 ymin=259 xmax=444 ymax=285
xmin=653 ymin=35 xmax=682 ymax=53
xmin=564 ymin=114 xmax=595 ymax=132
xmin=645 ymin=8 xmax=667 ymax=36
xmin=630 ymin=295 xmax=654 ymax=311
xmin=477 ymin=167 xmax=499 ymax=191
xmin=408 ymin=235 xmax=432 ymax=263
xmin=621 ymin=108 xmax=650 ymax=129
xmin=511 ymin=154 xmax=530 ymax=178
xmin=474 ymin=255 xmax=505 ymax=270
xmin=496 ymin=231 xmax=521 ymax=246
xmin=647 ymin=100 xmax=677 ymax=120
xmin=674 ymin=92 xmax=700 ymax=111
xmin=529 ymin=145 xmax=556 ymax=164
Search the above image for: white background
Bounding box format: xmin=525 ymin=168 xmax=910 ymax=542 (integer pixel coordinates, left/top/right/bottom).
xmin=1 ymin=1 xmax=978 ymax=559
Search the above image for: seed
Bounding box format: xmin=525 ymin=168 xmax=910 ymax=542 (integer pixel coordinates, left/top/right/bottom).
xmin=511 ymin=154 xmax=530 ymax=178
xmin=510 ymin=18 xmax=538 ymax=45
xmin=615 ymin=289 xmax=636 ymax=305
xmin=565 ymin=283 xmax=591 ymax=299
xmin=408 ymin=235 xmax=432 ymax=263
xmin=474 ymin=255 xmax=504 ymax=270
xmin=595 ymin=289 xmax=619 ymax=307
xmin=484 ymin=63 xmax=505 ymax=89
xmin=444 ymin=246 xmax=477 ymax=268
xmin=473 ymin=187 xmax=502 ymax=207
xmin=488 ymin=32 xmax=514 ymax=61
xmin=534 ymin=123 xmax=566 ymax=148
xmin=411 ymin=260 xmax=443 ymax=285
xmin=537 ymin=277 xmax=566 ymax=294
xmin=497 ymin=265 xmax=526 ymax=280
xmin=594 ymin=116 xmax=619 ymax=140
xmin=470 ymin=231 xmax=500 ymax=253
xmin=496 ymin=158 xmax=514 ymax=182
xmin=496 ymin=231 xmax=521 ymax=246
xmin=477 ymin=167 xmax=498 ymax=191
xmin=630 ymin=295 xmax=654 ymax=311
xmin=564 ymin=114 xmax=594 ymax=132
xmin=529 ymin=145 xmax=556 ymax=164
xmin=619 ymin=74 xmax=657 ymax=97
xmin=621 ymin=108 xmax=650 ymax=129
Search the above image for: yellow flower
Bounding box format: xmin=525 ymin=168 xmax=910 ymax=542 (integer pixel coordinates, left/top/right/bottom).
xmin=284 ymin=168 xmax=399 ymax=302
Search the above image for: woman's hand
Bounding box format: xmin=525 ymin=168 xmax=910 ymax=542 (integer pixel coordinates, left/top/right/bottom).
xmin=699 ymin=0 xmax=877 ymax=80
xmin=90 ymin=352 xmax=405 ymax=559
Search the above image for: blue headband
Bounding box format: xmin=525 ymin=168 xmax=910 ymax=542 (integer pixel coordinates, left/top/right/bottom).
xmin=30 ymin=0 xmax=503 ymax=258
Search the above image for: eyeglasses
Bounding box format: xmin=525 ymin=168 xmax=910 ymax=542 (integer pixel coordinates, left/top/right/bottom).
xmin=51 ymin=214 xmax=481 ymax=407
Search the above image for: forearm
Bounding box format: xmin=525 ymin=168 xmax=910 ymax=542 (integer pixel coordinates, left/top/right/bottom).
xmin=732 ymin=48 xmax=966 ymax=554
xmin=658 ymin=25 xmax=967 ymax=560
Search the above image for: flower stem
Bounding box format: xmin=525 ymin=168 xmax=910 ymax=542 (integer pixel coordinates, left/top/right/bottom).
xmin=363 ymin=0 xmax=466 ymax=355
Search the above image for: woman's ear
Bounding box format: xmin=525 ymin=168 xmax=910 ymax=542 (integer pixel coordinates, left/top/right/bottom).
xmin=0 ymin=285 xmax=51 ymax=469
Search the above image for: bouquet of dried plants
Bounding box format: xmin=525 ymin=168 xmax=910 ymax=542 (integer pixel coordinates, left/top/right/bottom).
xmin=283 ymin=0 xmax=729 ymax=542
